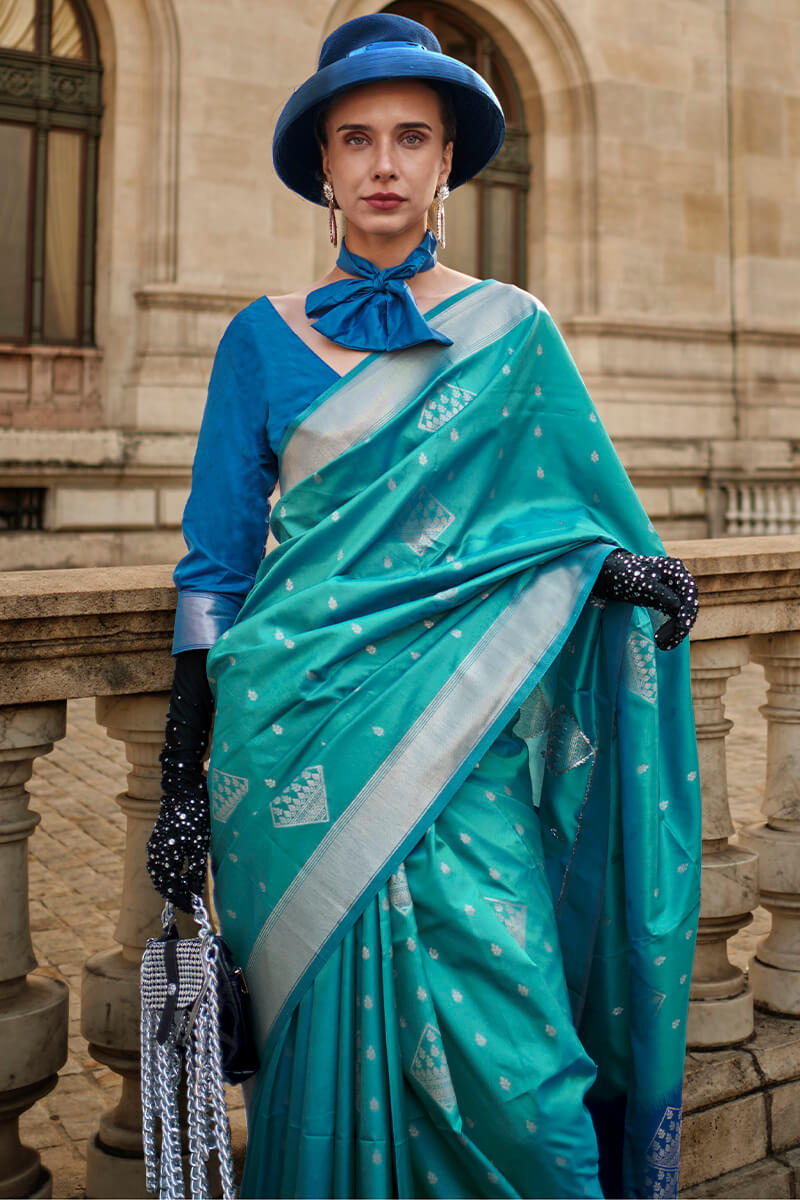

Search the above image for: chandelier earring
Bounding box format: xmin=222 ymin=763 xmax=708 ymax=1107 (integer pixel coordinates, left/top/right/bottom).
xmin=323 ymin=181 xmax=338 ymax=246
xmin=435 ymin=182 xmax=450 ymax=249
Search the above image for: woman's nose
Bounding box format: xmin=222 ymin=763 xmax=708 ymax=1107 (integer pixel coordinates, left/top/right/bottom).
xmin=371 ymin=138 xmax=398 ymax=179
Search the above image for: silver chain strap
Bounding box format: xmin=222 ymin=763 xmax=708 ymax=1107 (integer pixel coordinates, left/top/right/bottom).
xmin=140 ymin=894 xmax=238 ymax=1198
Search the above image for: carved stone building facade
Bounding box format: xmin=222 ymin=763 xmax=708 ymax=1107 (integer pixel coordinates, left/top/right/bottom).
xmin=1 ymin=0 xmax=798 ymax=571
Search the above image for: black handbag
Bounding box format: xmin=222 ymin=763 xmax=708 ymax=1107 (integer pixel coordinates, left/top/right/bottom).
xmin=214 ymin=933 xmax=260 ymax=1084
xmin=140 ymin=895 xmax=259 ymax=1198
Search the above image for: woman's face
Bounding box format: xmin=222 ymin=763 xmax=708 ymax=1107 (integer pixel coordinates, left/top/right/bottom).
xmin=321 ymin=80 xmax=453 ymax=244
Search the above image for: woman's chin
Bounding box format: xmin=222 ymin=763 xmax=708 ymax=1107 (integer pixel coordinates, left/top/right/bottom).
xmin=345 ymin=209 xmax=427 ymax=240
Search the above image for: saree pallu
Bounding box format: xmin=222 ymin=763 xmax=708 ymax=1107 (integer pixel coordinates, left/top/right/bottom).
xmin=206 ymin=281 xmax=701 ymax=1199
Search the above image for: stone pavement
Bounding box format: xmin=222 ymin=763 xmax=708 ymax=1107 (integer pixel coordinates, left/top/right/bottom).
xmin=21 ymin=663 xmax=771 ymax=1198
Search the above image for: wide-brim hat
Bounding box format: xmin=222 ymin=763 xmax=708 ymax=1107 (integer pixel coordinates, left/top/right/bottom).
xmin=273 ymin=13 xmax=506 ymax=205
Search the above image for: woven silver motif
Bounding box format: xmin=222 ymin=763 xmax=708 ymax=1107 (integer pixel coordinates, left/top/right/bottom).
xmin=515 ymin=684 xmax=552 ymax=740
xmin=418 ymin=382 xmax=476 ymax=433
xmin=388 ymin=863 xmax=412 ymax=914
xmin=485 ymin=896 xmax=528 ymax=949
xmin=409 ymin=1022 xmax=457 ymax=1112
xmin=645 ymin=1106 xmax=681 ymax=1199
xmin=622 ymin=629 xmax=658 ymax=704
xmin=269 ymin=765 xmax=329 ymax=829
xmin=394 ymin=486 xmax=455 ymax=557
xmin=545 ymin=706 xmax=595 ymax=775
xmin=209 ymin=767 xmax=249 ymax=823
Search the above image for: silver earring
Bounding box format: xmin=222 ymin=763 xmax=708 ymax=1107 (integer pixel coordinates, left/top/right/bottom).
xmin=435 ymin=183 xmax=450 ymax=248
xmin=323 ymin=181 xmax=337 ymax=247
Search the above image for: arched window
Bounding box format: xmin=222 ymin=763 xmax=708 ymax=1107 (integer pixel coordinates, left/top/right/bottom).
xmin=0 ymin=0 xmax=102 ymax=346
xmin=385 ymin=1 xmax=529 ymax=286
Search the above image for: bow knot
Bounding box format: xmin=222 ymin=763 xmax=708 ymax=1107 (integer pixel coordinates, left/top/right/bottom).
xmin=304 ymin=230 xmax=454 ymax=353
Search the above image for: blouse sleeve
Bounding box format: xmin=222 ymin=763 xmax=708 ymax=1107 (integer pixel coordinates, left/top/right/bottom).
xmin=172 ymin=310 xmax=277 ymax=654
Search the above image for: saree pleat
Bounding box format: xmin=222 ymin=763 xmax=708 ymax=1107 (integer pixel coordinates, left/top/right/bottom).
xmin=243 ymin=716 xmax=606 ymax=1199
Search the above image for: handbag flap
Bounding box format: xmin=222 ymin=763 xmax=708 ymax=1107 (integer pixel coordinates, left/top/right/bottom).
xmin=141 ymin=936 xmax=206 ymax=1010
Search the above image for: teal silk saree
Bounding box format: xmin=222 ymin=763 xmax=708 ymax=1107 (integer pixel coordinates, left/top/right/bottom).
xmin=207 ymin=281 xmax=700 ymax=1199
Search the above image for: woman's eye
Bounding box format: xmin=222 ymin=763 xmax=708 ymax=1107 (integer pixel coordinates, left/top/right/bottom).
xmin=346 ymin=134 xmax=368 ymax=146
xmin=402 ymin=133 xmax=424 ymax=145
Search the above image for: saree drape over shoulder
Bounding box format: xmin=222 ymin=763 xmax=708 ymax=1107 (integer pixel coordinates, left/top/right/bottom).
xmin=206 ymin=281 xmax=700 ymax=1200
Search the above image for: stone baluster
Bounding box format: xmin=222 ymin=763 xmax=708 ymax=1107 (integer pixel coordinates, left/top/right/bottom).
xmin=740 ymin=632 xmax=800 ymax=1014
xmin=0 ymin=702 xmax=69 ymax=1200
xmin=687 ymin=638 xmax=759 ymax=1048
xmin=81 ymin=692 xmax=190 ymax=1198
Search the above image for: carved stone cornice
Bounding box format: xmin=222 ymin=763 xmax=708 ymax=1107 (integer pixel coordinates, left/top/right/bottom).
xmin=563 ymin=315 xmax=733 ymax=344
xmin=133 ymin=284 xmax=258 ymax=313
xmin=563 ymin=316 xmax=800 ymax=348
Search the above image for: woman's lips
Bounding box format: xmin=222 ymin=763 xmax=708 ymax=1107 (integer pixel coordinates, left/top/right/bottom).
xmin=364 ymin=195 xmax=405 ymax=210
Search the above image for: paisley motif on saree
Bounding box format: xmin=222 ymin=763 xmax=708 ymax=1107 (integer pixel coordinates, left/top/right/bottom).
xmin=207 ymin=282 xmax=701 ymax=1198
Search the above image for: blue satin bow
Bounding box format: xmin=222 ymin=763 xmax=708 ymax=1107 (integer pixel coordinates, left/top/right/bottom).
xmin=304 ymin=230 xmax=454 ymax=352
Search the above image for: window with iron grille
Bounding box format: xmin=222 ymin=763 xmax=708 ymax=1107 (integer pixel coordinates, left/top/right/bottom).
xmin=0 ymin=0 xmax=102 ymax=347
xmin=0 ymin=486 xmax=46 ymax=530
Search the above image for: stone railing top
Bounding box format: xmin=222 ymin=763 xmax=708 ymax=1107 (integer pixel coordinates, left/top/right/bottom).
xmin=668 ymin=536 xmax=800 ymax=640
xmin=1 ymin=564 xmax=176 ymax=706
xmin=0 ymin=564 xmax=175 ymax=618
xmin=1 ymin=536 xmax=799 ymax=705
xmin=670 ymin=536 xmax=800 ymax=577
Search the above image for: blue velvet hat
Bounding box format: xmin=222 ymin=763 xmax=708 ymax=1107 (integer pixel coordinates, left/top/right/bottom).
xmin=273 ymin=13 xmax=505 ymax=205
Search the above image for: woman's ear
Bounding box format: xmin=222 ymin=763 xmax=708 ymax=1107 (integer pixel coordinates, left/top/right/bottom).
xmin=439 ymin=141 xmax=454 ymax=188
xmin=320 ymin=144 xmax=331 ymax=184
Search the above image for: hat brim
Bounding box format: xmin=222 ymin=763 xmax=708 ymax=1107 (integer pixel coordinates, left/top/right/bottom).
xmin=273 ymin=45 xmax=506 ymax=205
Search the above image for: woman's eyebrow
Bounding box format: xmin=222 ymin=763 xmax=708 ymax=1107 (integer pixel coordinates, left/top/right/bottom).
xmin=335 ymin=121 xmax=434 ymax=132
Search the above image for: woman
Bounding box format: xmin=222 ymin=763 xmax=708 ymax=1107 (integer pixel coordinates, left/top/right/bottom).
xmin=147 ymin=14 xmax=700 ymax=1199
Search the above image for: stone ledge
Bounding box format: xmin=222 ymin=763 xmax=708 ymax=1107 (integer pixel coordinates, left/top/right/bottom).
xmin=133 ymin=283 xmax=258 ymax=312
xmin=668 ymin=536 xmax=800 ymax=640
xmin=1 ymin=536 xmax=800 ymax=700
xmin=681 ymin=1153 xmax=797 ymax=1198
xmin=0 ymin=344 xmax=104 ymax=359
xmin=681 ymin=1012 xmax=800 ymax=1192
xmin=0 ymin=531 xmax=183 ymax=573
xmin=0 ymin=429 xmax=196 ymax=470
xmin=0 ymin=564 xmax=175 ymax=618
xmin=670 ymin=537 xmax=800 ymax=579
xmin=563 ymin=315 xmax=733 ymax=343
xmin=684 ymin=1013 xmax=800 ymax=1112
xmin=0 ymin=565 xmax=176 ymax=704
xmin=563 ymin=316 xmax=800 ymax=348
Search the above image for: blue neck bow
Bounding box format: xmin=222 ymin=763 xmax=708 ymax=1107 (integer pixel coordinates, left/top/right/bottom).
xmin=304 ymin=230 xmax=454 ymax=352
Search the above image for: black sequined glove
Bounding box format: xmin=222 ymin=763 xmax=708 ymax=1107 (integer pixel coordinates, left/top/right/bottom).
xmin=146 ymin=649 xmax=213 ymax=912
xmin=592 ymin=549 xmax=699 ymax=650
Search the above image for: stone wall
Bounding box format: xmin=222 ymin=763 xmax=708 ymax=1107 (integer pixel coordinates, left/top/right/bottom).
xmin=0 ymin=347 xmax=103 ymax=430
xmin=0 ymin=0 xmax=797 ymax=567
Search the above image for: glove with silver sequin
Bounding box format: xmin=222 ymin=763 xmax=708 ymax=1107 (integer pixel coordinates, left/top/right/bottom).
xmin=146 ymin=649 xmax=213 ymax=912
xmin=592 ymin=549 xmax=699 ymax=650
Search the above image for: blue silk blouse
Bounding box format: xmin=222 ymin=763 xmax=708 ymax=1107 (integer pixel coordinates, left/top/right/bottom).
xmin=172 ymin=298 xmax=338 ymax=654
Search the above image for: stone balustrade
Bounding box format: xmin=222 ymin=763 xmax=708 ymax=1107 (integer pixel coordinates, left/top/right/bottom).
xmin=1 ymin=538 xmax=800 ymax=1197
xmin=0 ymin=565 xmax=176 ymax=1198
xmin=669 ymin=537 xmax=800 ymax=1052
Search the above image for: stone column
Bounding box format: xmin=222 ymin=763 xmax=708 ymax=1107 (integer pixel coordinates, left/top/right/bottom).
xmin=740 ymin=632 xmax=800 ymax=1014
xmin=81 ymin=692 xmax=180 ymax=1199
xmin=0 ymin=703 xmax=69 ymax=1200
xmin=687 ymin=638 xmax=758 ymax=1048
